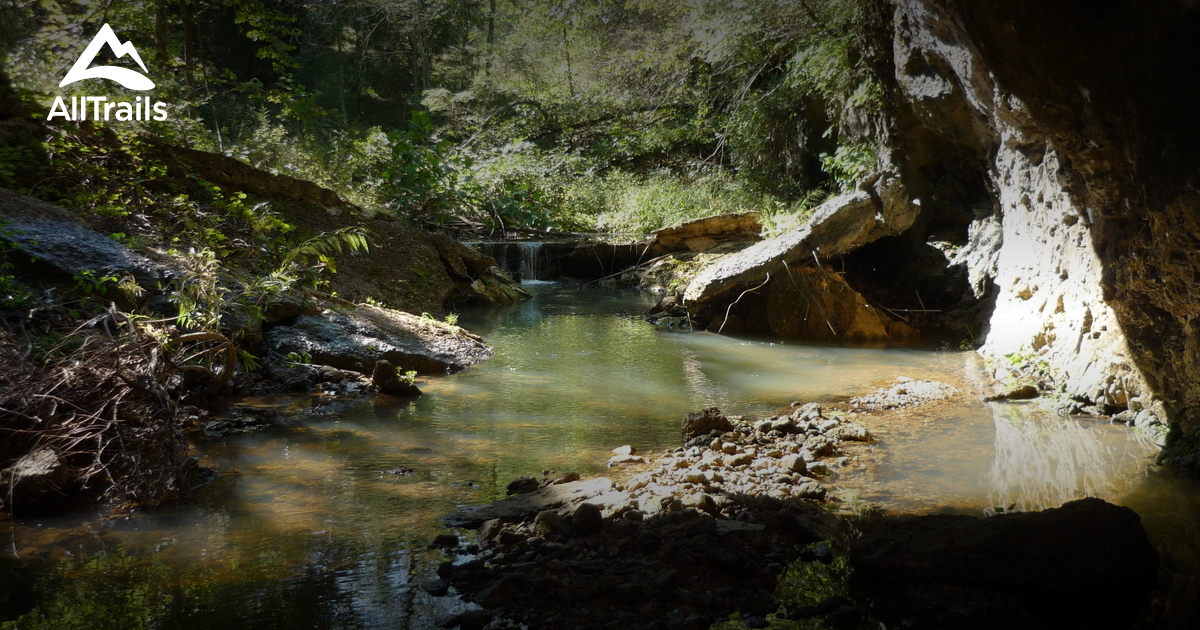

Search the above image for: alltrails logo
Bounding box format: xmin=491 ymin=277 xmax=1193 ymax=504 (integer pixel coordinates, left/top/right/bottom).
xmin=47 ymin=23 xmax=169 ymax=122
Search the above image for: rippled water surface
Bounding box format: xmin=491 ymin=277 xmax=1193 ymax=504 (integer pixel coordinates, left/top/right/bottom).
xmin=1 ymin=283 xmax=1192 ymax=629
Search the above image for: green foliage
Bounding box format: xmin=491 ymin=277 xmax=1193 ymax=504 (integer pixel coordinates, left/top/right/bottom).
xmin=0 ymin=144 xmax=37 ymax=190
xmin=443 ymin=312 xmax=459 ymax=326
xmin=278 ymin=226 xmax=370 ymax=278
xmin=819 ymin=140 xmax=878 ymax=192
xmin=381 ymin=111 xmax=475 ymax=225
xmin=71 ymin=270 xmax=120 ymax=296
xmin=172 ymin=249 xmax=228 ymax=332
xmin=284 ymin=350 xmax=313 ymax=365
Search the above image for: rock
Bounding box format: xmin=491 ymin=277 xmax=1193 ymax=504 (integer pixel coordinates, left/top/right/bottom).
xmin=650 ymin=212 xmax=763 ymax=254
xmin=823 ymin=606 xmax=861 ymax=630
xmin=828 ymin=423 xmax=870 ymax=442
xmin=422 ymin=579 xmax=450 ymax=596
xmin=780 ymin=454 xmax=807 ymax=474
xmin=506 ymin=476 xmax=540 ymax=495
xmin=607 ymin=454 xmax=646 ymax=467
xmin=792 ymin=402 xmax=823 ymax=421
xmin=430 ymin=534 xmax=459 ymax=549
xmin=0 ymin=448 xmax=72 ymax=510
xmin=890 ymin=0 xmax=1178 ymax=428
xmin=850 ymin=379 xmax=959 ymax=411
xmin=682 ymin=407 xmax=734 ymax=441
xmin=439 ymin=609 xmax=493 ymax=630
xmin=266 ymin=303 xmax=492 ymax=376
xmin=612 ymin=445 xmax=637 ymax=456
xmin=685 ymin=236 xmax=719 ymax=252
xmin=443 ymin=478 xmax=616 ymax=528
xmin=803 ymin=435 xmax=835 ymax=457
xmin=496 ymin=530 xmax=525 ymax=546
xmin=571 ymin=503 xmax=604 ymax=535
xmin=795 ymin=482 xmax=826 ymax=500
xmin=532 ymin=509 xmax=573 ymax=538
xmin=682 ymin=173 xmax=918 ymax=310
xmin=477 ymin=519 xmax=503 ymax=543
xmin=639 ymin=495 xmax=668 ymax=517
xmin=0 ymin=189 xmax=175 ymax=299
xmin=476 ymin=573 xmax=525 ymax=608
xmin=546 ymin=471 xmax=581 ymax=485
xmin=766 ymin=266 xmax=916 ymax=340
xmin=680 ymin=493 xmax=716 ymax=513
xmin=812 ymin=543 xmax=835 ymax=565
xmin=370 ymin=359 xmax=422 ymax=397
xmin=984 ymin=384 xmax=1040 ymax=402
xmin=850 ymin=498 xmax=1158 ymax=629
xmin=653 ymin=567 xmax=681 ymax=590
xmin=769 ymin=418 xmax=798 ymax=433
xmin=726 ymin=453 xmax=753 ymax=467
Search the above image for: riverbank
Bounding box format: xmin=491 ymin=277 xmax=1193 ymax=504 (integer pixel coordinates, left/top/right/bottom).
xmin=427 ymin=377 xmax=1167 ymax=629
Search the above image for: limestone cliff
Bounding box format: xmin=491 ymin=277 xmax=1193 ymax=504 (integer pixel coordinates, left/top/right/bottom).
xmin=889 ymin=0 xmax=1200 ymax=435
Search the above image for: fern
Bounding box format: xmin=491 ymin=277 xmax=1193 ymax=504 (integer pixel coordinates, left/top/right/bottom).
xmin=278 ymin=227 xmax=370 ymax=270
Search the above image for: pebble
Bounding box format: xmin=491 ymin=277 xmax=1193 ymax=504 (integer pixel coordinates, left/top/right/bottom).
xmin=726 ymin=453 xmax=752 ymax=467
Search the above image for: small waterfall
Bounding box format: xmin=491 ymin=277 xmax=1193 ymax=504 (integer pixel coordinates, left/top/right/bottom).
xmin=472 ymin=241 xmax=552 ymax=282
xmin=517 ymin=242 xmax=548 ymax=281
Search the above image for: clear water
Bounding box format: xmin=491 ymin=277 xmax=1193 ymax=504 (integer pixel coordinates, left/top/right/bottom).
xmin=0 ymin=283 xmax=1192 ymax=629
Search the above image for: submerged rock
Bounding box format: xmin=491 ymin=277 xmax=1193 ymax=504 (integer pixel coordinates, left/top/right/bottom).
xmin=850 ymin=378 xmax=959 ymax=410
xmin=850 ymin=497 xmax=1158 ymax=629
xmin=443 ymin=478 xmax=616 ymax=528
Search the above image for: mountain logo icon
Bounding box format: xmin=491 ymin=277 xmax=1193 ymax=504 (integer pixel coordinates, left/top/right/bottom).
xmin=59 ymin=23 xmax=155 ymax=91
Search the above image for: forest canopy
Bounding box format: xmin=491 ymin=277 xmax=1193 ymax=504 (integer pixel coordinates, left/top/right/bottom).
xmin=1 ymin=0 xmax=891 ymax=236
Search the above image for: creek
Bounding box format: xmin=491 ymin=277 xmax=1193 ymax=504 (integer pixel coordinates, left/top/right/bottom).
xmin=1 ymin=283 xmax=1196 ymax=629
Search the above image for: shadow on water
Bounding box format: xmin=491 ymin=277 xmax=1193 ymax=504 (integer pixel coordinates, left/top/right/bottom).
xmin=1 ymin=283 xmax=1194 ymax=628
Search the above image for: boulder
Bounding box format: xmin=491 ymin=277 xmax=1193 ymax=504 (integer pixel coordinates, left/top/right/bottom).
xmin=571 ymin=503 xmax=604 ymax=535
xmin=1 ymin=449 xmax=72 ymax=510
xmin=850 ymin=497 xmax=1158 ymax=629
xmin=682 ymin=407 xmax=734 ymax=441
xmin=766 ymin=267 xmax=916 ymax=340
xmin=266 ymin=303 xmax=492 ymax=375
xmin=0 ymin=188 xmax=173 ymax=296
xmin=682 ymin=174 xmax=918 ymax=310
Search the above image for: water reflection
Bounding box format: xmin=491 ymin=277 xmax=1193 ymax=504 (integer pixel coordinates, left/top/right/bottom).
xmin=986 ymin=404 xmax=1157 ymax=514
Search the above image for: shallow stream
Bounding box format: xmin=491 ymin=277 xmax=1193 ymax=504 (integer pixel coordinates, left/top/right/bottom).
xmin=2 ymin=284 xmax=1195 ymax=629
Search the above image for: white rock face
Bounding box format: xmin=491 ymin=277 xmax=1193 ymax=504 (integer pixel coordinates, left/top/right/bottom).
xmin=894 ymin=0 xmax=1154 ymax=414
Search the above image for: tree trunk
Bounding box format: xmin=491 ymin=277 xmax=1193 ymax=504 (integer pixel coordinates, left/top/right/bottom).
xmin=485 ymin=0 xmax=495 ymax=77
xmin=562 ymin=22 xmax=574 ymax=98
xmin=154 ymin=0 xmax=168 ymax=64
xmin=182 ymin=0 xmax=197 ymax=118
